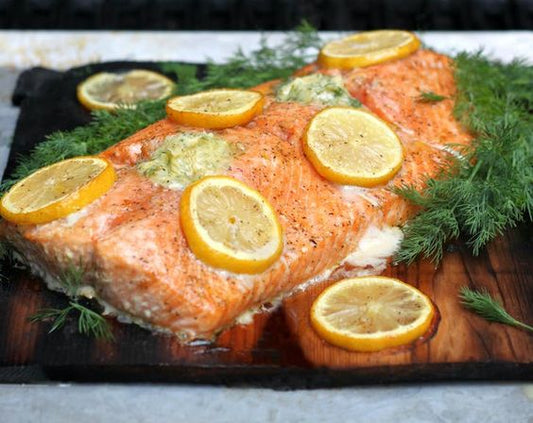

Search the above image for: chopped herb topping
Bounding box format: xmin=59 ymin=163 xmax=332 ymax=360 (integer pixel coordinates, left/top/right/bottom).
xmin=276 ymin=73 xmax=360 ymax=107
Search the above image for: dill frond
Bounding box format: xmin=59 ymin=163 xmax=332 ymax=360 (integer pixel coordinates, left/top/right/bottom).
xmin=162 ymin=20 xmax=321 ymax=95
xmin=395 ymin=51 xmax=533 ymax=263
xmin=197 ymin=21 xmax=321 ymax=90
xmin=418 ymin=91 xmax=447 ymax=102
xmin=160 ymin=63 xmax=206 ymax=95
xmin=30 ymin=302 xmax=114 ymax=340
xmin=29 ymin=306 xmax=72 ymax=333
xmin=459 ymin=287 xmax=533 ymax=333
xmin=30 ymin=261 xmax=113 ymax=341
xmin=71 ymin=302 xmax=114 ymax=341
xmin=57 ymin=261 xmax=84 ymax=296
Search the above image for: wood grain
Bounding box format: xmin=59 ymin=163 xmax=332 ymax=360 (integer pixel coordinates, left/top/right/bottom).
xmin=0 ymin=225 xmax=531 ymax=386
xmin=1 ymin=64 xmax=532 ymax=386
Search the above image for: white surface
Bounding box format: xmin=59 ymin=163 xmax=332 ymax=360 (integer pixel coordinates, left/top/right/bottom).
xmin=0 ymin=30 xmax=532 ymax=69
xmin=1 ymin=383 xmax=533 ymax=423
xmin=0 ymin=31 xmax=532 ymax=422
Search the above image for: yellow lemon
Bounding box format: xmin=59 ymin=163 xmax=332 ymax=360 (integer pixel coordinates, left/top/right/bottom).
xmin=0 ymin=156 xmax=116 ymax=225
xmin=311 ymin=276 xmax=435 ymax=352
xmin=166 ymin=89 xmax=264 ymax=129
xmin=180 ymin=176 xmax=283 ymax=274
xmin=303 ymin=107 xmax=403 ymax=187
xmin=318 ymin=30 xmax=421 ymax=69
xmin=77 ymin=69 xmax=174 ymax=111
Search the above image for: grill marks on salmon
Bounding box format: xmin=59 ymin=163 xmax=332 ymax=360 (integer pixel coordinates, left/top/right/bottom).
xmin=1 ymin=50 xmax=472 ymax=340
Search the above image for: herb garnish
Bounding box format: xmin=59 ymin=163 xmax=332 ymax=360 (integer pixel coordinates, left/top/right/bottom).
xmin=418 ymin=91 xmax=447 ymax=103
xmin=29 ymin=263 xmax=114 ymax=341
xmin=459 ymin=287 xmax=533 ymax=333
xmin=395 ymin=52 xmax=533 ymax=264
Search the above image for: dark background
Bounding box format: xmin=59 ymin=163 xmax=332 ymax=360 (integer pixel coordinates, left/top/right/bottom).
xmin=1 ymin=0 xmax=532 ymax=30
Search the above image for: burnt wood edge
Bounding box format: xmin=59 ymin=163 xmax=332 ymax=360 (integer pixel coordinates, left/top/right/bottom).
xmin=1 ymin=362 xmax=532 ymax=388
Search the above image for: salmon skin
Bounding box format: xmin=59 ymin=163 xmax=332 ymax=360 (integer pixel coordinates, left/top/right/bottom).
xmin=1 ymin=50 xmax=471 ymax=341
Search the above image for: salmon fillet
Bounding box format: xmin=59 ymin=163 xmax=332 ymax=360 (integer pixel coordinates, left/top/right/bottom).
xmin=1 ymin=50 xmax=471 ymax=340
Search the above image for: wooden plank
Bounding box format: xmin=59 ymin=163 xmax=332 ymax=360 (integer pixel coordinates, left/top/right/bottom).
xmin=0 ymin=64 xmax=532 ymax=386
xmin=1 ymin=226 xmax=531 ymax=385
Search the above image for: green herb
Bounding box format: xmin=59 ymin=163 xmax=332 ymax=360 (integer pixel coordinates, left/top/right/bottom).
xmin=160 ymin=63 xmax=206 ymax=95
xmin=459 ymin=287 xmax=533 ymax=333
xmin=30 ymin=262 xmax=114 ymax=341
xmin=418 ymin=91 xmax=447 ymax=102
xmin=56 ymin=261 xmax=85 ymax=296
xmin=30 ymin=302 xmax=114 ymax=340
xmin=395 ymin=52 xmax=533 ymax=264
xmin=276 ymin=73 xmax=361 ymax=107
xmin=30 ymin=306 xmax=73 ymax=333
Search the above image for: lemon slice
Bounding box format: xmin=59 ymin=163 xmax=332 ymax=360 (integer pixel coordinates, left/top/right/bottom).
xmin=166 ymin=89 xmax=264 ymax=129
xmin=318 ymin=30 xmax=421 ymax=69
xmin=303 ymin=107 xmax=403 ymax=187
xmin=311 ymin=276 xmax=435 ymax=352
xmin=77 ymin=69 xmax=174 ymax=111
xmin=0 ymin=157 xmax=116 ymax=225
xmin=180 ymin=176 xmax=283 ymax=274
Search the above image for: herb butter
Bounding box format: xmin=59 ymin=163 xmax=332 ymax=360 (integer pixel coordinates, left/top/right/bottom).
xmin=276 ymin=74 xmax=360 ymax=107
xmin=137 ymin=132 xmax=236 ymax=189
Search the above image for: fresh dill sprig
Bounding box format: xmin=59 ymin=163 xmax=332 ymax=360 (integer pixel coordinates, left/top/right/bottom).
xmin=30 ymin=302 xmax=114 ymax=340
xmin=30 ymin=307 xmax=72 ymax=333
xmin=197 ymin=20 xmax=321 ymax=90
xmin=159 ymin=63 xmax=206 ymax=95
xmin=57 ymin=261 xmax=84 ymax=296
xmin=418 ymin=91 xmax=447 ymax=103
xmin=71 ymin=302 xmax=114 ymax=340
xmin=30 ymin=262 xmax=114 ymax=341
xmin=459 ymin=287 xmax=533 ymax=333
xmin=395 ymin=52 xmax=533 ymax=264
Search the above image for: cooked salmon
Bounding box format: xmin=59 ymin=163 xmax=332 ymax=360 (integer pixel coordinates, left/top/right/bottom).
xmin=1 ymin=50 xmax=471 ymax=340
